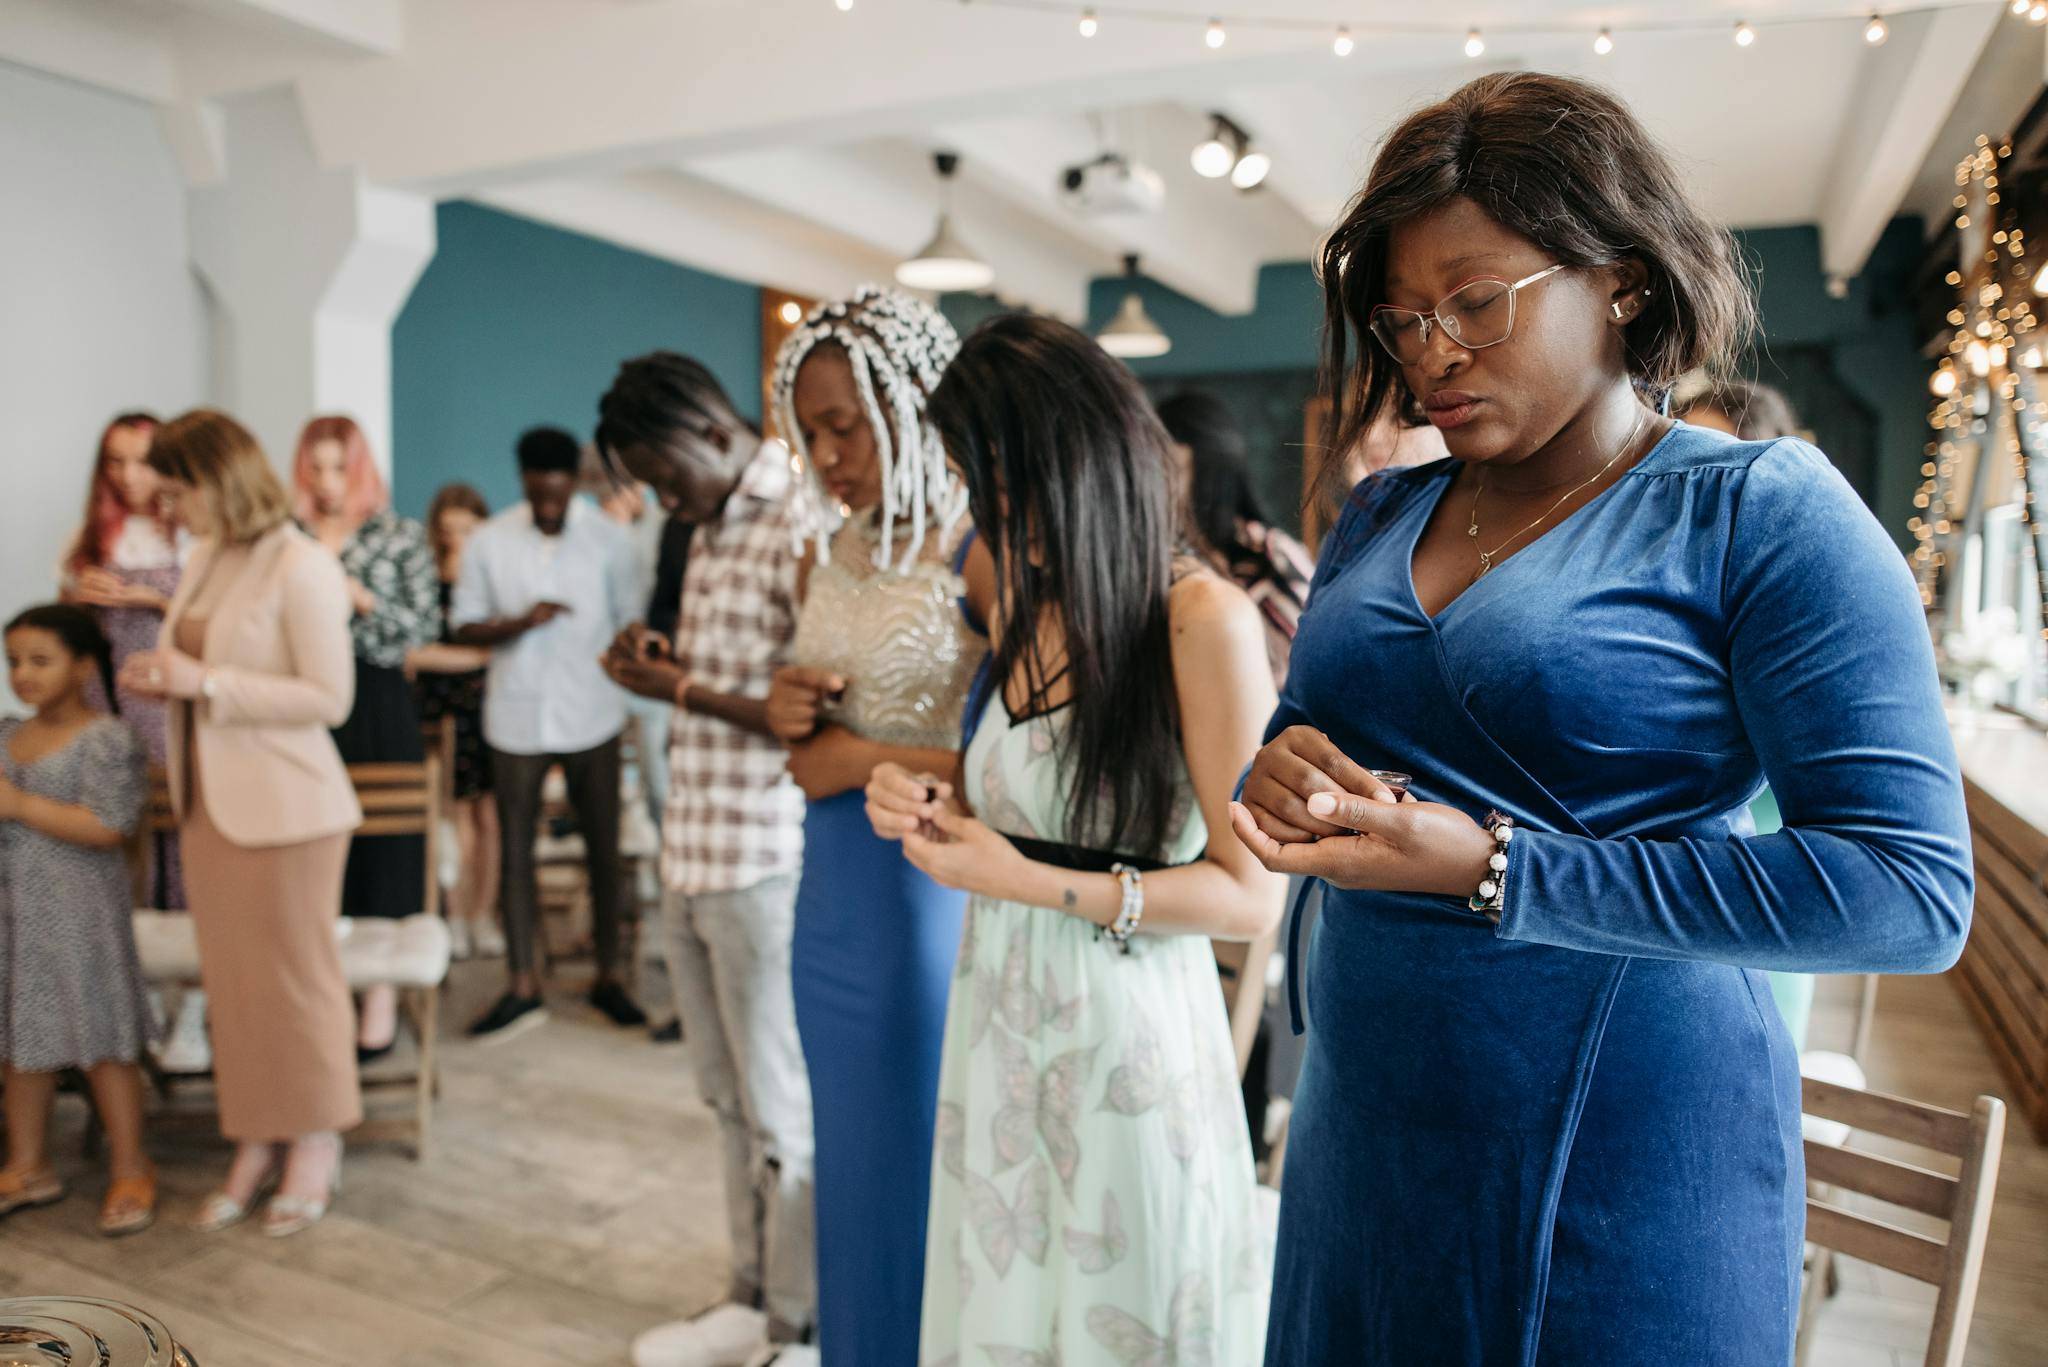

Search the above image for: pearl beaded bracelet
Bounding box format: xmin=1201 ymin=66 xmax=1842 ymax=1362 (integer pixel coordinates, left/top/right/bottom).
xmin=1469 ymin=812 xmax=1514 ymax=925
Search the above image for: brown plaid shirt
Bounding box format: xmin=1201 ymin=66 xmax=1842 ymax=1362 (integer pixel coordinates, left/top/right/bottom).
xmin=662 ymin=439 xmax=806 ymax=894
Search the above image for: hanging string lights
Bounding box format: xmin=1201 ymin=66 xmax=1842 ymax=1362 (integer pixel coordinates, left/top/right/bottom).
xmin=1911 ymin=135 xmax=2046 ymax=629
xmin=954 ymin=2 xmax=2030 ymax=55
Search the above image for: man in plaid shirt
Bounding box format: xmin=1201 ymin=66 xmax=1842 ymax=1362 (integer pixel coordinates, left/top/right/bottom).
xmin=596 ymin=352 xmax=814 ymax=1367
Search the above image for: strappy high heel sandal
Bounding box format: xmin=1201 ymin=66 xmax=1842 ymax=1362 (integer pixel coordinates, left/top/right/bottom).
xmin=193 ymin=1154 xmax=281 ymax=1233
xmin=263 ymin=1168 xmax=340 ymax=1239
xmin=98 ymin=1165 xmax=158 ymax=1238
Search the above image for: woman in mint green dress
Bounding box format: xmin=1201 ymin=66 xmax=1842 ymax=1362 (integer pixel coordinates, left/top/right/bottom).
xmin=864 ymin=314 xmax=1286 ymax=1364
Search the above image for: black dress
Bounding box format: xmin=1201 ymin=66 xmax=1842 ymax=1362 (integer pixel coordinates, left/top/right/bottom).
xmin=414 ymin=580 xmax=492 ymax=800
xmin=328 ymin=511 xmax=439 ymax=919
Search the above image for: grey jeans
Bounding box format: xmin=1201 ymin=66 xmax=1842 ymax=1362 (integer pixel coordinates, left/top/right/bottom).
xmin=662 ymin=874 xmax=815 ymax=1335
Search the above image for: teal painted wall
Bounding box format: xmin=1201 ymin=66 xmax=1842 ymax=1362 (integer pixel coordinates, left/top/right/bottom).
xmin=391 ymin=201 xmax=762 ymax=519
xmin=975 ymin=222 xmax=1933 ymax=541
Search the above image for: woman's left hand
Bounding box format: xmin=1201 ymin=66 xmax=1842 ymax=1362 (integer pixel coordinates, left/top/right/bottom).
xmin=903 ymin=809 xmax=1029 ymax=898
xmin=1229 ymin=791 xmax=1496 ymax=897
xmin=119 ymin=647 xmax=206 ymax=701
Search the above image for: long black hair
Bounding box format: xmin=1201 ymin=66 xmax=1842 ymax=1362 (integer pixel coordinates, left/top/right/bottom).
xmin=5 ymin=603 xmax=119 ymax=715
xmin=1156 ymin=391 xmax=1268 ymax=562
xmin=930 ymin=313 xmax=1180 ymax=857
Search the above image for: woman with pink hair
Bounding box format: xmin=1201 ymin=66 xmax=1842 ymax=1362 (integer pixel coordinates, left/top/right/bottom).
xmin=293 ymin=416 xmax=439 ymax=1061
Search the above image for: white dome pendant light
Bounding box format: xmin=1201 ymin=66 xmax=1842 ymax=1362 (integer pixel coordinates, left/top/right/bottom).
xmin=897 ymin=151 xmax=995 ymax=293
xmin=1097 ymin=254 xmax=1172 ymax=360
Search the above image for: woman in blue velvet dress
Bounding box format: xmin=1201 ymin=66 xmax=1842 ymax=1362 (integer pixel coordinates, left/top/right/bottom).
xmin=1230 ymin=73 xmax=1972 ymax=1365
xmin=765 ymin=288 xmax=995 ymax=1367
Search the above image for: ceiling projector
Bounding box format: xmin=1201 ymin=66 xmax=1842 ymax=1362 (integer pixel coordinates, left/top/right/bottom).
xmin=1060 ymin=154 xmax=1165 ymax=217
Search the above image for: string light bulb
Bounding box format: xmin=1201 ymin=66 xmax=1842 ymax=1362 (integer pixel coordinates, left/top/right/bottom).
xmin=1333 ymin=26 xmax=1354 ymax=57
xmin=2015 ymin=0 xmax=2031 ymax=14
xmin=2035 ymin=260 xmax=2048 ymax=295
xmin=1864 ymin=14 xmax=1888 ymax=45
xmin=1205 ymin=18 xmax=1226 ymax=48
xmin=2034 ymin=2 xmax=2047 ymax=23
xmin=1464 ymin=28 xmax=1485 ymax=58
xmin=1932 ymin=368 xmax=1959 ymax=397
xmin=1734 ymin=21 xmax=1756 ymax=47
xmin=833 ymin=0 xmax=852 ymax=10
xmin=778 ymin=300 xmax=803 ymax=326
xmin=1593 ymin=28 xmax=1614 ymax=55
xmin=1078 ymin=9 xmax=1097 ymax=37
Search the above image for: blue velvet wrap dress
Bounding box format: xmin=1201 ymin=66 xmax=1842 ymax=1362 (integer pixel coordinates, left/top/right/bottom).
xmin=1262 ymin=424 xmax=1973 ymax=1366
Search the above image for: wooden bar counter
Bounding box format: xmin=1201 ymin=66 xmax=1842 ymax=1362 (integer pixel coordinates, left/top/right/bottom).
xmin=1950 ymin=707 xmax=2048 ymax=1141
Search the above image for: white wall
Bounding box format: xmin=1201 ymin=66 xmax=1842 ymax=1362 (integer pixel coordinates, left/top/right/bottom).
xmin=0 ymin=59 xmax=210 ymax=703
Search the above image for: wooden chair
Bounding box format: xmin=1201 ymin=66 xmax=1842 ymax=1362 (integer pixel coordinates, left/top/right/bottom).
xmin=1796 ymin=1075 xmax=2007 ymax=1367
xmin=132 ymin=750 xmax=452 ymax=1159
xmin=1214 ymin=929 xmax=1277 ymax=1082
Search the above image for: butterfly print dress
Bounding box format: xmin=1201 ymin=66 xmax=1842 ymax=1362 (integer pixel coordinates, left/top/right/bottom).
xmin=918 ymin=691 xmax=1270 ymax=1365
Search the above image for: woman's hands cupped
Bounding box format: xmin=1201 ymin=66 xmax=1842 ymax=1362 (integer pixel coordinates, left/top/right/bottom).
xmin=1229 ymin=789 xmax=1495 ymax=897
xmin=1238 ymin=725 xmax=1398 ymax=844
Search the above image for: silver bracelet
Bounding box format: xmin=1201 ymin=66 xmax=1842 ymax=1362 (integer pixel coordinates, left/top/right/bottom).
xmin=1106 ymin=863 xmax=1145 ymax=954
xmin=1468 ymin=812 xmax=1513 ymax=924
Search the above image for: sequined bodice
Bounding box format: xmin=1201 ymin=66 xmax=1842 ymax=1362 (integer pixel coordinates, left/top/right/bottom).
xmin=791 ymin=520 xmax=985 ymax=749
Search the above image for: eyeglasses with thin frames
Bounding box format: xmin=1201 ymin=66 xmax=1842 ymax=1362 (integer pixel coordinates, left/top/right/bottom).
xmin=1369 ymin=264 xmax=1568 ymax=366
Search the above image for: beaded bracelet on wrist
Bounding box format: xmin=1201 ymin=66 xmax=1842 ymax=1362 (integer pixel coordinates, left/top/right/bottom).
xmin=1469 ymin=812 xmax=1514 ymax=925
xmin=1104 ymin=863 xmax=1145 ymax=954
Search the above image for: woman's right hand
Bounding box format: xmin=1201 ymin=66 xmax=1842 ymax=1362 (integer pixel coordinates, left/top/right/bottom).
xmin=767 ymin=666 xmax=844 ymax=744
xmin=72 ymin=566 xmax=131 ymax=609
xmin=865 ymin=761 xmax=954 ymax=842
xmin=1240 ymin=725 xmax=1396 ymax=844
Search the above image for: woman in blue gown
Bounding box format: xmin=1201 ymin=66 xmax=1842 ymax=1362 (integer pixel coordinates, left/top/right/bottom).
xmin=765 ymin=288 xmax=994 ymax=1367
xmin=1230 ymin=73 xmax=1972 ymax=1365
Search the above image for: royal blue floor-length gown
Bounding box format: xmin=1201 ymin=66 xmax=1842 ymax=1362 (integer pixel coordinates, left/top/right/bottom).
xmin=1263 ymin=425 xmax=1972 ymax=1366
xmin=789 ymin=520 xmax=985 ymax=1366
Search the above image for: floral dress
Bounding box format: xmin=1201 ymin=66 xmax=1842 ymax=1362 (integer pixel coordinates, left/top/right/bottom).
xmin=0 ymin=717 xmax=152 ymax=1071
xmin=919 ymin=693 xmax=1269 ymax=1365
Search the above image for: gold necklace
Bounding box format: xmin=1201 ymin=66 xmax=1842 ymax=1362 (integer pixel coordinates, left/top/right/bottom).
xmin=1466 ymin=407 xmax=1652 ymax=578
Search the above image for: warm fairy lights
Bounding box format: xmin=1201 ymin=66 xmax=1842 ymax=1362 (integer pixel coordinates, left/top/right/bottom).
xmin=1914 ymin=135 xmax=2048 ymax=638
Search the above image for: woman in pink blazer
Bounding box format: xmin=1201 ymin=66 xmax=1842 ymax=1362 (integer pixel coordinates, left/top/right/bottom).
xmin=122 ymin=409 xmax=362 ymax=1239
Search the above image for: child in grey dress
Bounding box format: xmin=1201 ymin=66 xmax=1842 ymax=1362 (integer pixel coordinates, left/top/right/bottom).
xmin=0 ymin=603 xmax=155 ymax=1236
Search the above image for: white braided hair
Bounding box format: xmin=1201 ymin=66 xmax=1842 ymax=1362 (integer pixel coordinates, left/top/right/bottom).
xmin=771 ymin=285 xmax=965 ymax=571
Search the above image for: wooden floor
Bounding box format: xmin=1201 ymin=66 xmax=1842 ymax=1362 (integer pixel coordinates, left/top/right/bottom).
xmin=1 ymin=964 xmax=2042 ymax=1365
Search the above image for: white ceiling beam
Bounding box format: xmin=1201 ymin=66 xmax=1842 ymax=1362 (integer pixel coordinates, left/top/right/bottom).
xmin=1818 ymin=3 xmax=2001 ymax=280
xmin=169 ymin=0 xmax=402 ymax=56
xmin=287 ymin=0 xmax=1384 ymax=191
xmin=471 ymin=170 xmax=904 ymax=308
xmin=0 ymin=0 xmax=178 ymax=103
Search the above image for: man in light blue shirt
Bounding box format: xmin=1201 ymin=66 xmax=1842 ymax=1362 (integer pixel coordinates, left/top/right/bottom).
xmin=452 ymin=426 xmax=646 ymax=1039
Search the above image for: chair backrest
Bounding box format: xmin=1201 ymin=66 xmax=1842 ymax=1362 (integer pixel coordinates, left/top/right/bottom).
xmin=1800 ymin=1076 xmax=2006 ymax=1367
xmin=350 ymin=753 xmax=444 ymax=921
xmin=139 ymin=746 xmax=445 ymax=920
xmin=1214 ymin=928 xmax=1276 ymax=1082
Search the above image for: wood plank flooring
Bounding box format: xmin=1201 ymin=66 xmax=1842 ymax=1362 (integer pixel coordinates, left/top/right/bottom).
xmin=1 ymin=963 xmax=2041 ymax=1364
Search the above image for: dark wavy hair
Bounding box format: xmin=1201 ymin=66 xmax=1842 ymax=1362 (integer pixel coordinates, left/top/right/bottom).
xmin=1156 ymin=391 xmax=1268 ymax=563
xmin=1314 ymin=71 xmax=1756 ymax=510
xmin=5 ymin=603 xmax=120 ymax=715
xmin=595 ymin=351 xmax=756 ymax=467
xmin=929 ymin=314 xmax=1181 ymax=857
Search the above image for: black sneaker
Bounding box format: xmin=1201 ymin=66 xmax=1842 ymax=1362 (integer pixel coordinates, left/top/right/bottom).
xmin=650 ymin=1018 xmax=683 ymax=1044
xmin=468 ymin=992 xmax=548 ymax=1041
xmin=588 ymin=981 xmax=648 ymax=1028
